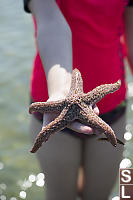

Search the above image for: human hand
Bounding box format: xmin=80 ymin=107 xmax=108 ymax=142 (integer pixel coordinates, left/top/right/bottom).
xmin=42 ymin=96 xmax=99 ymax=135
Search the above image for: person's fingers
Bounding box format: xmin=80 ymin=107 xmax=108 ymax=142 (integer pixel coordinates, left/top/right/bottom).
xmin=43 ymin=114 xmax=93 ymax=134
xmin=67 ymin=121 xmax=93 ymax=135
xmin=42 ymin=112 xmax=57 ymax=127
xmin=42 ymin=104 xmax=100 ymax=135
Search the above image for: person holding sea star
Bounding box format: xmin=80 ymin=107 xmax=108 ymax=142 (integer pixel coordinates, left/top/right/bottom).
xmin=23 ymin=0 xmax=133 ymax=199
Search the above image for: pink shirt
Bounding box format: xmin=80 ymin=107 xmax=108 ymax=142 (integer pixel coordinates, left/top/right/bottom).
xmin=31 ymin=0 xmax=129 ymax=114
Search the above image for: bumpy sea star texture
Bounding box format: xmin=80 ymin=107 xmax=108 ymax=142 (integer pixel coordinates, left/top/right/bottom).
xmin=29 ymin=68 xmax=121 ymax=153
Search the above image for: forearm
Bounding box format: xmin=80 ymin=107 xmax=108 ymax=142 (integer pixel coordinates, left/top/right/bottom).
xmin=29 ymin=0 xmax=72 ymax=99
xmin=37 ymin=25 xmax=72 ymax=99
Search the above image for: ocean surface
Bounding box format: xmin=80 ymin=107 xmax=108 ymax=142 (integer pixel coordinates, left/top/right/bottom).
xmin=0 ymin=1 xmax=133 ymax=200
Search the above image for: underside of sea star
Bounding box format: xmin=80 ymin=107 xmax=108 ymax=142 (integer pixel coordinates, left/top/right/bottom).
xmin=29 ymin=68 xmax=122 ymax=153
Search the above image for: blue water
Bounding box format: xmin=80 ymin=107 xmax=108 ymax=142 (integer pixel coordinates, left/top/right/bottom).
xmin=0 ymin=1 xmax=133 ymax=200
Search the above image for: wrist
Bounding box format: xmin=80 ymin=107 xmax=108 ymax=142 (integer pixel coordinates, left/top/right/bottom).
xmin=47 ymin=65 xmax=72 ymax=100
xmin=48 ymin=89 xmax=70 ymax=101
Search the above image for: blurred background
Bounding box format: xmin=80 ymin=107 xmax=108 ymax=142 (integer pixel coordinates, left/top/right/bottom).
xmin=0 ymin=1 xmax=133 ymax=200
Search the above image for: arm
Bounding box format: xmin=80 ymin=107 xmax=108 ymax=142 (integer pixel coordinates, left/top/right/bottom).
xmin=124 ymin=7 xmax=133 ymax=74
xmin=28 ymin=0 xmax=72 ymax=99
xmin=28 ymin=0 xmax=98 ymax=134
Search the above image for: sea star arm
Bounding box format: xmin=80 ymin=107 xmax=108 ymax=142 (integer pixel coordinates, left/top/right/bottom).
xmin=98 ymin=137 xmax=124 ymax=145
xmin=82 ymin=80 xmax=121 ymax=105
xmin=29 ymin=100 xmax=65 ymax=114
xmin=30 ymin=107 xmax=71 ymax=153
xmin=78 ymin=103 xmax=117 ymax=146
xmin=67 ymin=68 xmax=83 ymax=97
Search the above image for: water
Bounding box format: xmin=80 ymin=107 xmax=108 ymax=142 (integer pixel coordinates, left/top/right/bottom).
xmin=0 ymin=1 xmax=44 ymax=199
xmin=0 ymin=1 xmax=133 ymax=199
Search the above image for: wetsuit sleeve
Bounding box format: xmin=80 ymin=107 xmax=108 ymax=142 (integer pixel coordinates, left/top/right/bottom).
xmin=128 ymin=0 xmax=133 ymax=6
xmin=23 ymin=0 xmax=31 ymax=13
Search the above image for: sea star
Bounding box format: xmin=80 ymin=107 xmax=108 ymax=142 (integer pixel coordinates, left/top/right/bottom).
xmin=29 ymin=68 xmax=121 ymax=153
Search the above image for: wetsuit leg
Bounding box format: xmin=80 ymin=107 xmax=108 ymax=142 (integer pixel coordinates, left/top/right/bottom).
xmin=82 ymin=112 xmax=126 ymax=200
xmin=30 ymin=115 xmax=82 ymax=200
